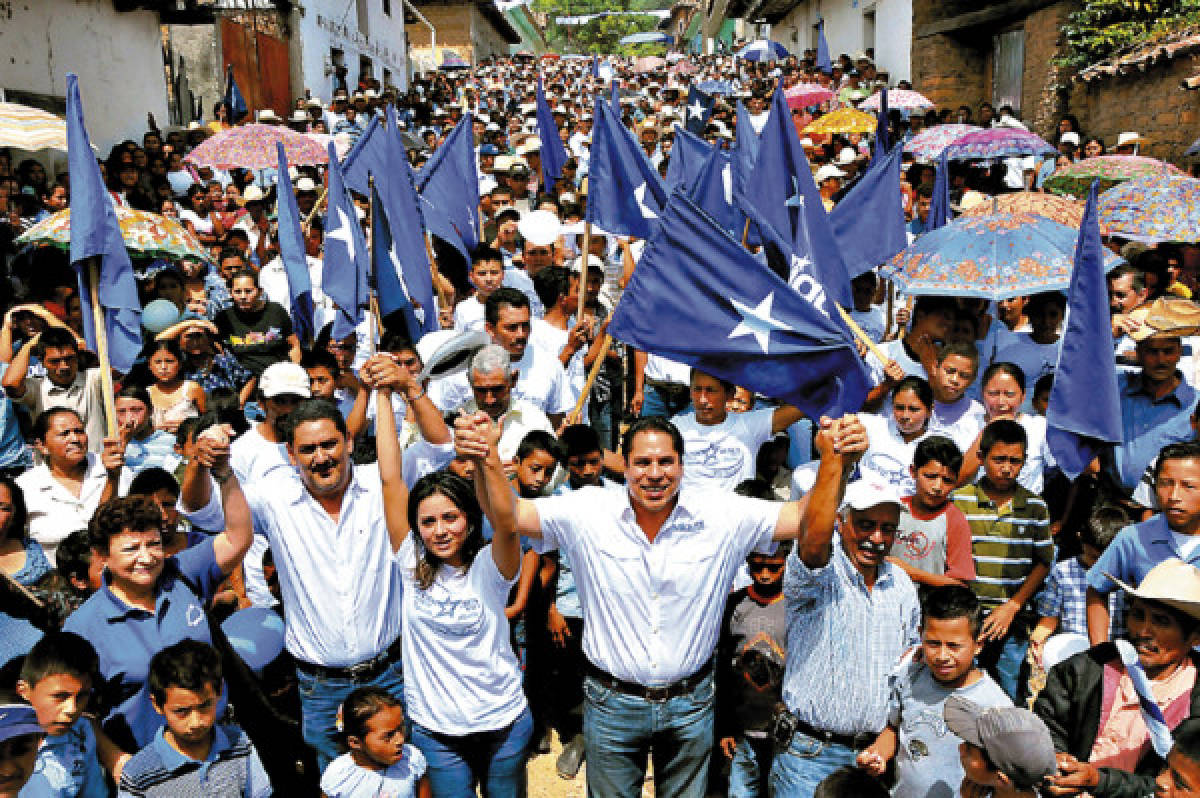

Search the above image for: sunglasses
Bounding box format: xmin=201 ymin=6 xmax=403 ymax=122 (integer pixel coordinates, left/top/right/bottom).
xmin=747 ymin=560 xmax=785 ymax=573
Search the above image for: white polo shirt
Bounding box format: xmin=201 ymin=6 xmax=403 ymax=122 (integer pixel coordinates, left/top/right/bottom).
xmin=452 ymin=296 xmax=486 ymax=333
xmin=244 ymin=465 xmax=403 ymax=667
xmin=673 ymin=408 xmax=775 ymax=492
xmin=17 ymin=453 xmax=133 ymax=564
xmin=534 ymin=486 xmax=780 ymax=685
xmin=928 ymin=396 xmax=986 ymax=455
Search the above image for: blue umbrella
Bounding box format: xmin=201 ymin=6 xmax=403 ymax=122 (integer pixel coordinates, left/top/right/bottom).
xmin=696 ymin=79 xmax=735 ymax=96
xmin=881 ymin=212 xmax=1123 ymax=300
xmin=735 ymin=39 xmax=790 ymax=62
xmin=620 ymin=31 xmax=672 ymax=45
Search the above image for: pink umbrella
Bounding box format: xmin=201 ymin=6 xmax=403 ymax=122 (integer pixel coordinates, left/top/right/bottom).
xmin=904 ymin=124 xmax=981 ymax=162
xmin=860 ymin=89 xmax=933 ymax=112
xmin=633 ymin=56 xmax=666 ymax=73
xmin=785 ymin=83 xmax=835 ymax=110
xmin=669 ymin=60 xmax=698 ymax=75
xmin=185 ymin=124 xmax=329 ymax=170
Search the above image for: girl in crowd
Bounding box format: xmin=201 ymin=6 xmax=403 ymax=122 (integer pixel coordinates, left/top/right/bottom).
xmin=960 ymin=362 xmax=1054 ymax=493
xmin=179 ymin=183 xmax=225 ymax=248
xmin=144 ymin=339 xmax=205 ymax=433
xmin=858 ymin=376 xmax=934 ymax=494
xmin=320 ymin=687 xmax=432 ymax=798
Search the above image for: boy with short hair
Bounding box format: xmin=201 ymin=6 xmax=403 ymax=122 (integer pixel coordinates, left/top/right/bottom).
xmin=454 ymin=247 xmax=506 ymax=332
xmin=857 ymin=585 xmax=1011 ymax=797
xmin=716 ymin=540 xmax=792 ymax=798
xmin=945 ymin=698 xmax=1057 ymax=798
xmin=993 ymin=291 xmax=1067 ymax=412
xmin=953 ymin=420 xmax=1054 ymax=700
xmin=117 ymin=640 xmax=270 ymax=798
xmin=928 ymin=341 xmax=985 ymax=455
xmin=16 ymin=631 xmax=129 ymax=798
xmin=890 ymin=437 xmax=976 ymax=591
xmin=1156 ymin=717 xmax=1200 ymax=798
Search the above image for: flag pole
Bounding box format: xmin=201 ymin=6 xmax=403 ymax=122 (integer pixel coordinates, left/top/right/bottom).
xmin=86 ymin=257 xmax=117 ymax=437
xmin=567 ymin=334 xmax=611 ymax=425
xmin=424 ymin=234 xmax=449 ymax=311
xmin=304 ymin=187 xmax=329 ymax=229
xmin=578 ymin=221 xmax=592 ymax=321
xmin=884 ymin=280 xmax=895 ymax=340
xmin=836 ymin=302 xmax=887 ymax=364
xmin=741 ymin=219 xmax=751 ymax=248
xmin=367 ymin=176 xmax=379 ymax=357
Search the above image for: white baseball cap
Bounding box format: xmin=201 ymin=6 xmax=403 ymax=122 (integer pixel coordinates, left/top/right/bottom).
xmin=518 ymin=210 xmax=562 ymax=247
xmin=259 ymin=362 xmax=311 ymax=399
xmin=814 ymin=164 xmax=847 ymax=183
xmin=840 ymin=479 xmax=904 ymax=512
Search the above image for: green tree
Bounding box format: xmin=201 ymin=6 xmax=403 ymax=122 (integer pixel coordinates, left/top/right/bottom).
xmin=1059 ymin=0 xmax=1200 ymax=70
xmin=532 ymin=0 xmax=671 ymax=54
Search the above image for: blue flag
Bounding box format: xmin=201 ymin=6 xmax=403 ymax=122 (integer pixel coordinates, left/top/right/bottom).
xmin=816 ymin=20 xmax=833 ymax=74
xmin=370 ymin=182 xmax=422 ymax=342
xmin=829 ymin=144 xmax=907 ymax=278
xmin=608 ymin=190 xmax=870 ymax=420
xmin=874 ymin=88 xmax=889 ymax=162
xmin=274 ymin=142 xmax=315 ymax=343
xmin=733 ymin=101 xmax=760 ymax=201
xmin=65 ymin=73 xmax=142 ymax=374
xmin=420 ymin=193 xmax=468 ymax=262
xmin=585 ymin=95 xmax=666 ymax=239
xmin=376 ymin=105 xmax=440 ymax=338
xmin=736 ymin=84 xmax=852 ymax=310
xmin=591 ymin=55 xmax=600 ymax=79
xmin=322 ymin=143 xmax=370 ymax=340
xmin=1046 ymin=181 xmax=1122 ymax=480
xmin=928 ymin=151 xmax=951 ymax=232
xmin=416 ymin=112 xmax=480 ymax=251
xmin=689 ymin=146 xmax=743 ymax=238
xmin=684 ymin=86 xmax=715 ymax=135
xmin=339 ymin=114 xmax=384 ymax=196
xmin=536 ymin=74 xmax=569 ymax=193
xmin=224 ymin=65 xmax=248 ymax=123
xmin=665 ymin=125 xmax=712 ymax=191
xmin=610 ymin=80 xmax=621 ymax=113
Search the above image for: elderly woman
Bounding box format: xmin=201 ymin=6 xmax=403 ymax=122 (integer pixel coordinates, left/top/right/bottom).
xmin=1034 ymin=559 xmax=1200 ymax=797
xmin=62 ymin=433 xmax=252 ymax=753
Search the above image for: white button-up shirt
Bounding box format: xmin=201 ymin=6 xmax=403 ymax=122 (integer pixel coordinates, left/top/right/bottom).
xmin=17 ymin=453 xmax=132 ymax=564
xmin=431 ymin=347 xmax=574 ymax=417
xmin=534 ymin=487 xmax=779 ymax=685
xmin=20 ymin=369 xmax=108 ymax=454
xmin=244 ymin=464 xmax=403 ymax=667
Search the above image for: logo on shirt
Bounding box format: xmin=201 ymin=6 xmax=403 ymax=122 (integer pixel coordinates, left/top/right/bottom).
xmin=411 ymin=585 xmax=484 ymax=636
xmin=186 ymin=604 xmax=206 ymax=627
xmin=684 ymin=441 xmax=749 ymax=481
xmin=229 ymin=327 xmax=282 ymax=347
xmin=896 ymin=528 xmax=933 ymax=559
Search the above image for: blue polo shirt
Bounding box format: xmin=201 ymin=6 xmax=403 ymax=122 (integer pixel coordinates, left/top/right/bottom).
xmin=117 ymin=724 xmax=270 ymax=798
xmin=1087 ymin=514 xmax=1200 ymax=597
xmin=63 ymin=538 xmax=223 ymax=752
xmin=1106 ymin=371 xmax=1198 ymax=495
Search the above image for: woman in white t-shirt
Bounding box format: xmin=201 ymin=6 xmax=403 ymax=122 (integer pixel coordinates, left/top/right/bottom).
xmin=859 ymin=376 xmax=935 ymax=494
xmin=178 ymin=183 xmax=225 ymax=248
xmin=398 ymin=462 xmax=529 ymax=797
xmin=960 ymin=362 xmax=1055 ymax=493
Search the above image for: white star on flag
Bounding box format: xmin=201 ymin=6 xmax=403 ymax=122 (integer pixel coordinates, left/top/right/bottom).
xmin=634 ymin=182 xmax=658 ymax=220
xmin=785 ymin=176 xmax=805 ymax=209
xmin=687 ymin=99 xmax=706 ymax=120
xmin=728 ymin=292 xmax=793 ymax=354
xmin=326 ymin=207 xmax=357 ymax=262
xmin=387 ymin=244 xmax=413 ymax=302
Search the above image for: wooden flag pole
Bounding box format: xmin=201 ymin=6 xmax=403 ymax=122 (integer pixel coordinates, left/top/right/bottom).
xmin=86 ymin=257 xmax=117 ymax=437
xmin=367 ymin=176 xmax=379 ymax=357
xmin=304 ymin=187 xmax=329 ymax=229
xmin=836 ymin=302 xmax=886 ymax=364
xmin=566 ymin=334 xmax=611 ymax=425
xmin=578 ymin=221 xmax=592 ymax=322
xmin=424 ymin=234 xmax=449 ymax=310
xmin=741 ymin=218 xmax=752 ymax=248
xmin=884 ymin=279 xmax=896 ymax=340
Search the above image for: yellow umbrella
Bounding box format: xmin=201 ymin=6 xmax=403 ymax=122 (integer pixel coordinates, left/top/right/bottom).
xmin=0 ymin=101 xmax=68 ymax=151
xmin=802 ymin=108 xmax=878 ymax=136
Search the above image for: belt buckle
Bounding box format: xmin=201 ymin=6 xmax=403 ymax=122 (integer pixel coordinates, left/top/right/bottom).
xmin=346 ymin=657 xmax=376 ymax=680
xmin=644 ymin=685 xmax=671 ymax=703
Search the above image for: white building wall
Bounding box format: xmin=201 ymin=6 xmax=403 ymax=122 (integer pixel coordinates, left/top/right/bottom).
xmin=295 ymin=0 xmax=409 ymax=101
xmin=770 ymin=0 xmax=910 ymax=84
xmin=0 ymin=0 xmax=169 ymax=153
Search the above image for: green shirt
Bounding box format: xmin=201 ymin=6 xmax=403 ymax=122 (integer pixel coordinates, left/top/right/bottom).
xmin=952 ymin=482 xmax=1054 ymax=611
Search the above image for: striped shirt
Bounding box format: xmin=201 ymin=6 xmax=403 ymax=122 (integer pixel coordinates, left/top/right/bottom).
xmin=781 ymin=534 xmax=921 ymax=736
xmin=953 ymin=482 xmax=1054 ymax=611
xmin=117 ymin=724 xmax=270 ymax=798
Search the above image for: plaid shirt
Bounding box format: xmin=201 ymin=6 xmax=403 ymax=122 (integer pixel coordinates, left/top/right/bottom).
xmin=1035 ymin=555 xmax=1127 ymax=638
xmin=185 ymin=350 xmax=252 ymax=395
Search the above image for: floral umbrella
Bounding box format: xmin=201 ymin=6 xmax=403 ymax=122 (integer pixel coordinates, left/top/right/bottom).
xmin=785 ymin=83 xmax=835 ymax=110
xmin=1043 ymin=155 xmax=1187 ymax=198
xmin=801 ymin=108 xmax=877 ymax=135
xmin=961 ymin=192 xmax=1097 ymax=231
xmin=15 ymin=205 xmax=214 ymax=263
xmin=669 ymin=60 xmax=698 ymax=75
xmin=185 ymin=123 xmax=329 ymax=170
xmin=942 ymin=128 xmax=1056 ymax=161
xmin=860 ymin=89 xmax=933 ymax=112
xmin=880 ymin=212 xmax=1122 ymax=300
xmin=1099 ymin=174 xmax=1200 ymax=243
xmin=0 ymin=101 xmax=70 ymax=151
xmin=904 ymin=124 xmax=981 ymax=162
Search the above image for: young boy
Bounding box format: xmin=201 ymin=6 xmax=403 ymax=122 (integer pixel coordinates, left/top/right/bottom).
xmin=927 ymin=342 xmax=985 ymax=455
xmin=953 ymin=420 xmax=1054 ymax=700
xmin=118 ymin=640 xmax=270 ymax=798
xmin=1156 ymin=717 xmax=1200 ymax=798
xmin=511 ymin=430 xmax=563 ymax=499
xmin=453 ymin=247 xmax=506 ymax=333
xmin=944 ymin=698 xmax=1056 ymax=798
xmin=857 ymin=585 xmax=1011 ymax=797
xmin=993 ymin=291 xmax=1066 ymax=413
xmin=890 ymin=437 xmax=976 ymax=591
xmin=0 ymin=696 xmax=43 ymax=798
xmin=716 ymin=541 xmax=792 ymax=798
xmin=301 ymin=349 xmax=367 ymax=443
xmin=1030 ymin=505 xmax=1129 ymax=664
xmin=16 ymin=632 xmax=129 ymax=798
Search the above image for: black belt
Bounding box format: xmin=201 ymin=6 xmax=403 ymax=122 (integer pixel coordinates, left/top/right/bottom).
xmin=294 ymin=638 xmax=402 ymax=682
xmin=791 ymin=718 xmax=875 ymax=751
xmin=584 ymin=660 xmax=712 ymax=702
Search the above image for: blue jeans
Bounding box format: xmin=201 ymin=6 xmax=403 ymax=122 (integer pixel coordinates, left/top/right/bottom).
xmin=728 ymin=736 xmax=773 ymax=798
xmin=411 ymin=706 xmax=532 ymax=798
xmin=295 ymin=658 xmax=404 ymax=771
xmin=769 ymin=730 xmax=858 ymax=798
xmin=583 ymin=671 xmax=714 ymax=798
xmin=979 ymin=627 xmax=1031 ymax=701
xmin=640 ymin=384 xmax=691 ymax=419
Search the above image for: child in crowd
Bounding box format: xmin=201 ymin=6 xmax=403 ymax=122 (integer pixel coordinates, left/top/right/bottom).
xmin=943 ymin=697 xmax=1057 ymax=798
xmin=118 ymin=640 xmax=270 ymax=798
xmin=16 ymin=632 xmax=129 ymax=798
xmin=1156 ymin=717 xmax=1200 ymax=798
xmin=454 ymin=248 xmax=506 ymax=332
xmin=927 ymin=342 xmax=984 ymax=455
xmin=1030 ymin=505 xmax=1129 ymax=664
xmin=320 ymin=687 xmax=430 ymax=798
xmin=143 ymin=340 xmax=205 ymax=434
xmin=890 ymin=436 xmax=976 ymax=592
xmin=813 ymin=765 xmax=889 ymax=798
xmin=301 ymin=348 xmax=367 ymax=443
xmin=52 ymin=529 xmax=102 ymax=606
xmin=716 ymin=540 xmax=791 ymax=798
xmin=953 ymin=420 xmax=1053 ymax=701
xmin=0 ymin=695 xmax=43 ymax=798
xmin=857 ymin=585 xmax=1011 ymax=797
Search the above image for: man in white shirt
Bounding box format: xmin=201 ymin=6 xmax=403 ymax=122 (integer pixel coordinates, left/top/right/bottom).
xmin=454 ymin=409 xmax=868 ymax=798
xmin=673 ymin=370 xmax=806 ymax=492
xmin=3 ymin=327 xmax=106 ymax=453
xmin=459 ymin=344 xmax=553 ymax=462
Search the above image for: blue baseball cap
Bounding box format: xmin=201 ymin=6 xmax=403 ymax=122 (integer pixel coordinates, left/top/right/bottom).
xmin=480 ymin=143 xmax=500 ymax=156
xmin=221 ymin=608 xmax=285 ymax=676
xmin=0 ymin=704 xmax=43 ymax=743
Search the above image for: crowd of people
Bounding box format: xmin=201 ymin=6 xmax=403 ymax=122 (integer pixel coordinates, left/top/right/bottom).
xmin=1 ymin=41 xmax=1200 ymax=798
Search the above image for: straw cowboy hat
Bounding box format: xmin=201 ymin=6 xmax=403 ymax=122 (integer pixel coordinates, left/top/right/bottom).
xmin=1107 ymin=559 xmax=1200 ymax=622
xmin=1128 ymin=296 xmax=1200 ymax=342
